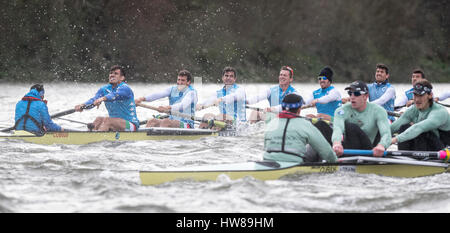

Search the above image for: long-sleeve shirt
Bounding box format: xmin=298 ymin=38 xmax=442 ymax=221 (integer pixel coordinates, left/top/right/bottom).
xmin=304 ymin=86 xmax=342 ymax=116
xmin=332 ymin=102 xmax=392 ymax=149
xmin=144 ymin=86 xmax=198 ymax=113
xmin=199 ymin=84 xmax=247 ymax=121
xmin=246 ymin=85 xmax=298 ymax=112
xmin=85 ymin=82 xmax=139 ymax=128
xmin=438 ymin=91 xmax=450 ymax=101
xmin=391 ymin=103 xmax=450 ymax=143
xmin=263 ymin=113 xmax=337 ymax=163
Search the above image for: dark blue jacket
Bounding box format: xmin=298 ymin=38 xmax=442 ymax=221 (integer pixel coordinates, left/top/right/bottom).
xmin=14 ymin=89 xmax=61 ymax=133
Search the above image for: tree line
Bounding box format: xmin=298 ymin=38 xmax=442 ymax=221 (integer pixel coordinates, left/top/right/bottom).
xmin=0 ymin=0 xmax=448 ymax=83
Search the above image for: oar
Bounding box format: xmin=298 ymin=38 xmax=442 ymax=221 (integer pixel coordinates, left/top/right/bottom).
xmin=55 ymin=117 xmax=89 ymax=125
xmin=394 ymin=105 xmax=406 ymax=111
xmin=136 ymin=103 xmax=227 ymax=129
xmin=50 ymin=104 xmax=95 ymax=118
xmin=387 ymin=111 xmax=401 ymax=118
xmin=342 ymin=149 xmax=450 ymax=162
xmin=1 ymin=104 xmax=95 ymax=132
xmin=245 ymin=105 xmax=312 ymax=112
xmin=438 ymin=102 xmax=450 ymax=108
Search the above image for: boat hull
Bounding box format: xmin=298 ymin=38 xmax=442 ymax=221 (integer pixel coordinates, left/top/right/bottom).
xmin=139 ymin=157 xmax=449 ymax=185
xmin=0 ymin=128 xmax=232 ymax=145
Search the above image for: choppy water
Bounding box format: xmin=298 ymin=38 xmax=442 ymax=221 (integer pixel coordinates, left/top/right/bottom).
xmin=1 ymin=82 xmax=450 ymax=213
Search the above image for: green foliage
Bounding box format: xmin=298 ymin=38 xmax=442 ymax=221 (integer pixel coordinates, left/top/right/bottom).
xmin=0 ymin=0 xmax=448 ymax=83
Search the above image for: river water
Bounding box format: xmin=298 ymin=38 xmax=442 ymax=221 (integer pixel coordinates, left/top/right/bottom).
xmin=1 ymin=81 xmax=450 ymax=213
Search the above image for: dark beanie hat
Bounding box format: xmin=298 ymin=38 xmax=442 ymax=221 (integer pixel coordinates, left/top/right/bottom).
xmin=318 ymin=67 xmax=333 ymax=83
xmin=30 ymin=84 xmax=44 ymax=93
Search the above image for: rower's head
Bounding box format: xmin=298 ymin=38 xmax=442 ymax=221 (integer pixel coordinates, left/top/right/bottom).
xmin=222 ymin=66 xmax=237 ymax=86
xmin=411 ymin=68 xmax=426 ymax=86
xmin=30 ymin=84 xmax=45 ymax=98
xmin=109 ymin=65 xmax=126 ymax=85
xmin=177 ymin=69 xmax=192 ymax=88
xmin=413 ymin=79 xmax=433 ymax=110
xmin=282 ymin=93 xmax=304 ymax=114
xmin=345 ymin=80 xmax=369 ymax=112
xmin=375 ymin=63 xmax=389 ymax=83
xmin=279 ymin=66 xmax=294 ymax=85
xmin=317 ymin=66 xmax=333 ymax=89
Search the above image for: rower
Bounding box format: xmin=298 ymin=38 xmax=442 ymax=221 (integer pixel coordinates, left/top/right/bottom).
xmin=391 ymin=80 xmax=450 ymax=151
xmin=247 ymin=66 xmax=299 ymax=123
xmin=196 ymin=66 xmax=246 ymax=129
xmin=74 ymin=65 xmax=140 ymax=132
xmin=135 ymin=69 xmax=198 ymax=128
xmin=303 ymin=66 xmax=342 ymax=122
xmin=14 ymin=84 xmax=63 ymax=134
xmin=395 ymin=69 xmax=426 ymax=108
xmin=368 ymin=64 xmax=396 ymax=122
xmin=332 ymin=81 xmax=392 ymax=157
xmin=263 ymin=93 xmax=337 ymax=163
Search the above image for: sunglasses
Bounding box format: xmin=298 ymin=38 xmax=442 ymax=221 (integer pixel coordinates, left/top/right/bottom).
xmin=318 ymin=76 xmax=328 ymax=81
xmin=347 ymin=91 xmax=365 ymax=97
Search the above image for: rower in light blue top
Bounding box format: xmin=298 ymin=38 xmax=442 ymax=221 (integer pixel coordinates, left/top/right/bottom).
xmin=75 ymin=65 xmax=139 ymax=132
xmin=197 ymin=67 xmax=246 ymax=128
xmin=247 ymin=66 xmax=299 ymax=123
xmin=395 ymin=69 xmax=426 ymax=109
xmin=304 ymin=67 xmax=342 ymax=121
xmin=135 ymin=70 xmax=198 ymax=128
xmin=367 ymin=63 xmax=396 ymax=122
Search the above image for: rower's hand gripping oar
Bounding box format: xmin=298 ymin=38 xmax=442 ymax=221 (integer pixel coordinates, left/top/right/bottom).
xmin=136 ymin=103 xmax=227 ymax=129
xmin=1 ymin=104 xmax=95 ymax=132
xmin=342 ymin=149 xmax=450 ymax=162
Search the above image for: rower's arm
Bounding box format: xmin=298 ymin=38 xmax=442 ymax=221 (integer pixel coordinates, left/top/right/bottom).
xmin=438 ymin=91 xmax=450 ymax=101
xmin=396 ymin=107 xmax=448 ymax=143
xmin=84 ymin=88 xmax=105 ymax=105
xmin=395 ymin=92 xmax=408 ymax=108
xmin=375 ymin=110 xmax=392 ymax=149
xmin=171 ymin=90 xmax=198 ymax=113
xmin=371 ymin=86 xmax=395 ymax=106
xmin=144 ymin=87 xmax=171 ymax=102
xmin=40 ymin=104 xmax=62 ymax=132
xmin=307 ymin=124 xmax=338 ymax=163
xmin=220 ymin=87 xmax=246 ymax=105
xmin=390 ymin=107 xmax=414 ymax=134
xmin=246 ymin=89 xmax=270 ymax=105
xmin=316 ymin=88 xmax=341 ymax=104
xmin=331 ymin=107 xmax=346 ymax=145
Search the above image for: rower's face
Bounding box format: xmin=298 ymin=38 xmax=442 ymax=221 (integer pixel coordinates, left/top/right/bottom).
xmin=222 ymin=71 xmax=236 ymax=86
xmin=279 ymin=70 xmax=292 ymax=85
xmin=177 ymin=75 xmax=190 ymax=86
xmin=411 ymin=73 xmax=424 ymax=86
xmin=375 ymin=68 xmax=389 ymax=83
xmin=413 ymin=93 xmax=432 ymax=110
xmin=109 ymin=69 xmax=124 ymax=84
xmin=349 ymin=92 xmax=368 ymax=110
xmin=319 ymin=78 xmax=331 ymax=89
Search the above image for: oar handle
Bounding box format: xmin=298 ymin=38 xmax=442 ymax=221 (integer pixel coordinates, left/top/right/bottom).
xmin=343 ymin=149 xmax=450 ymax=161
xmin=50 ymin=104 xmax=95 ymax=118
xmin=136 ymin=102 xmax=161 ymax=112
xmin=387 ymin=111 xmax=401 ymax=117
